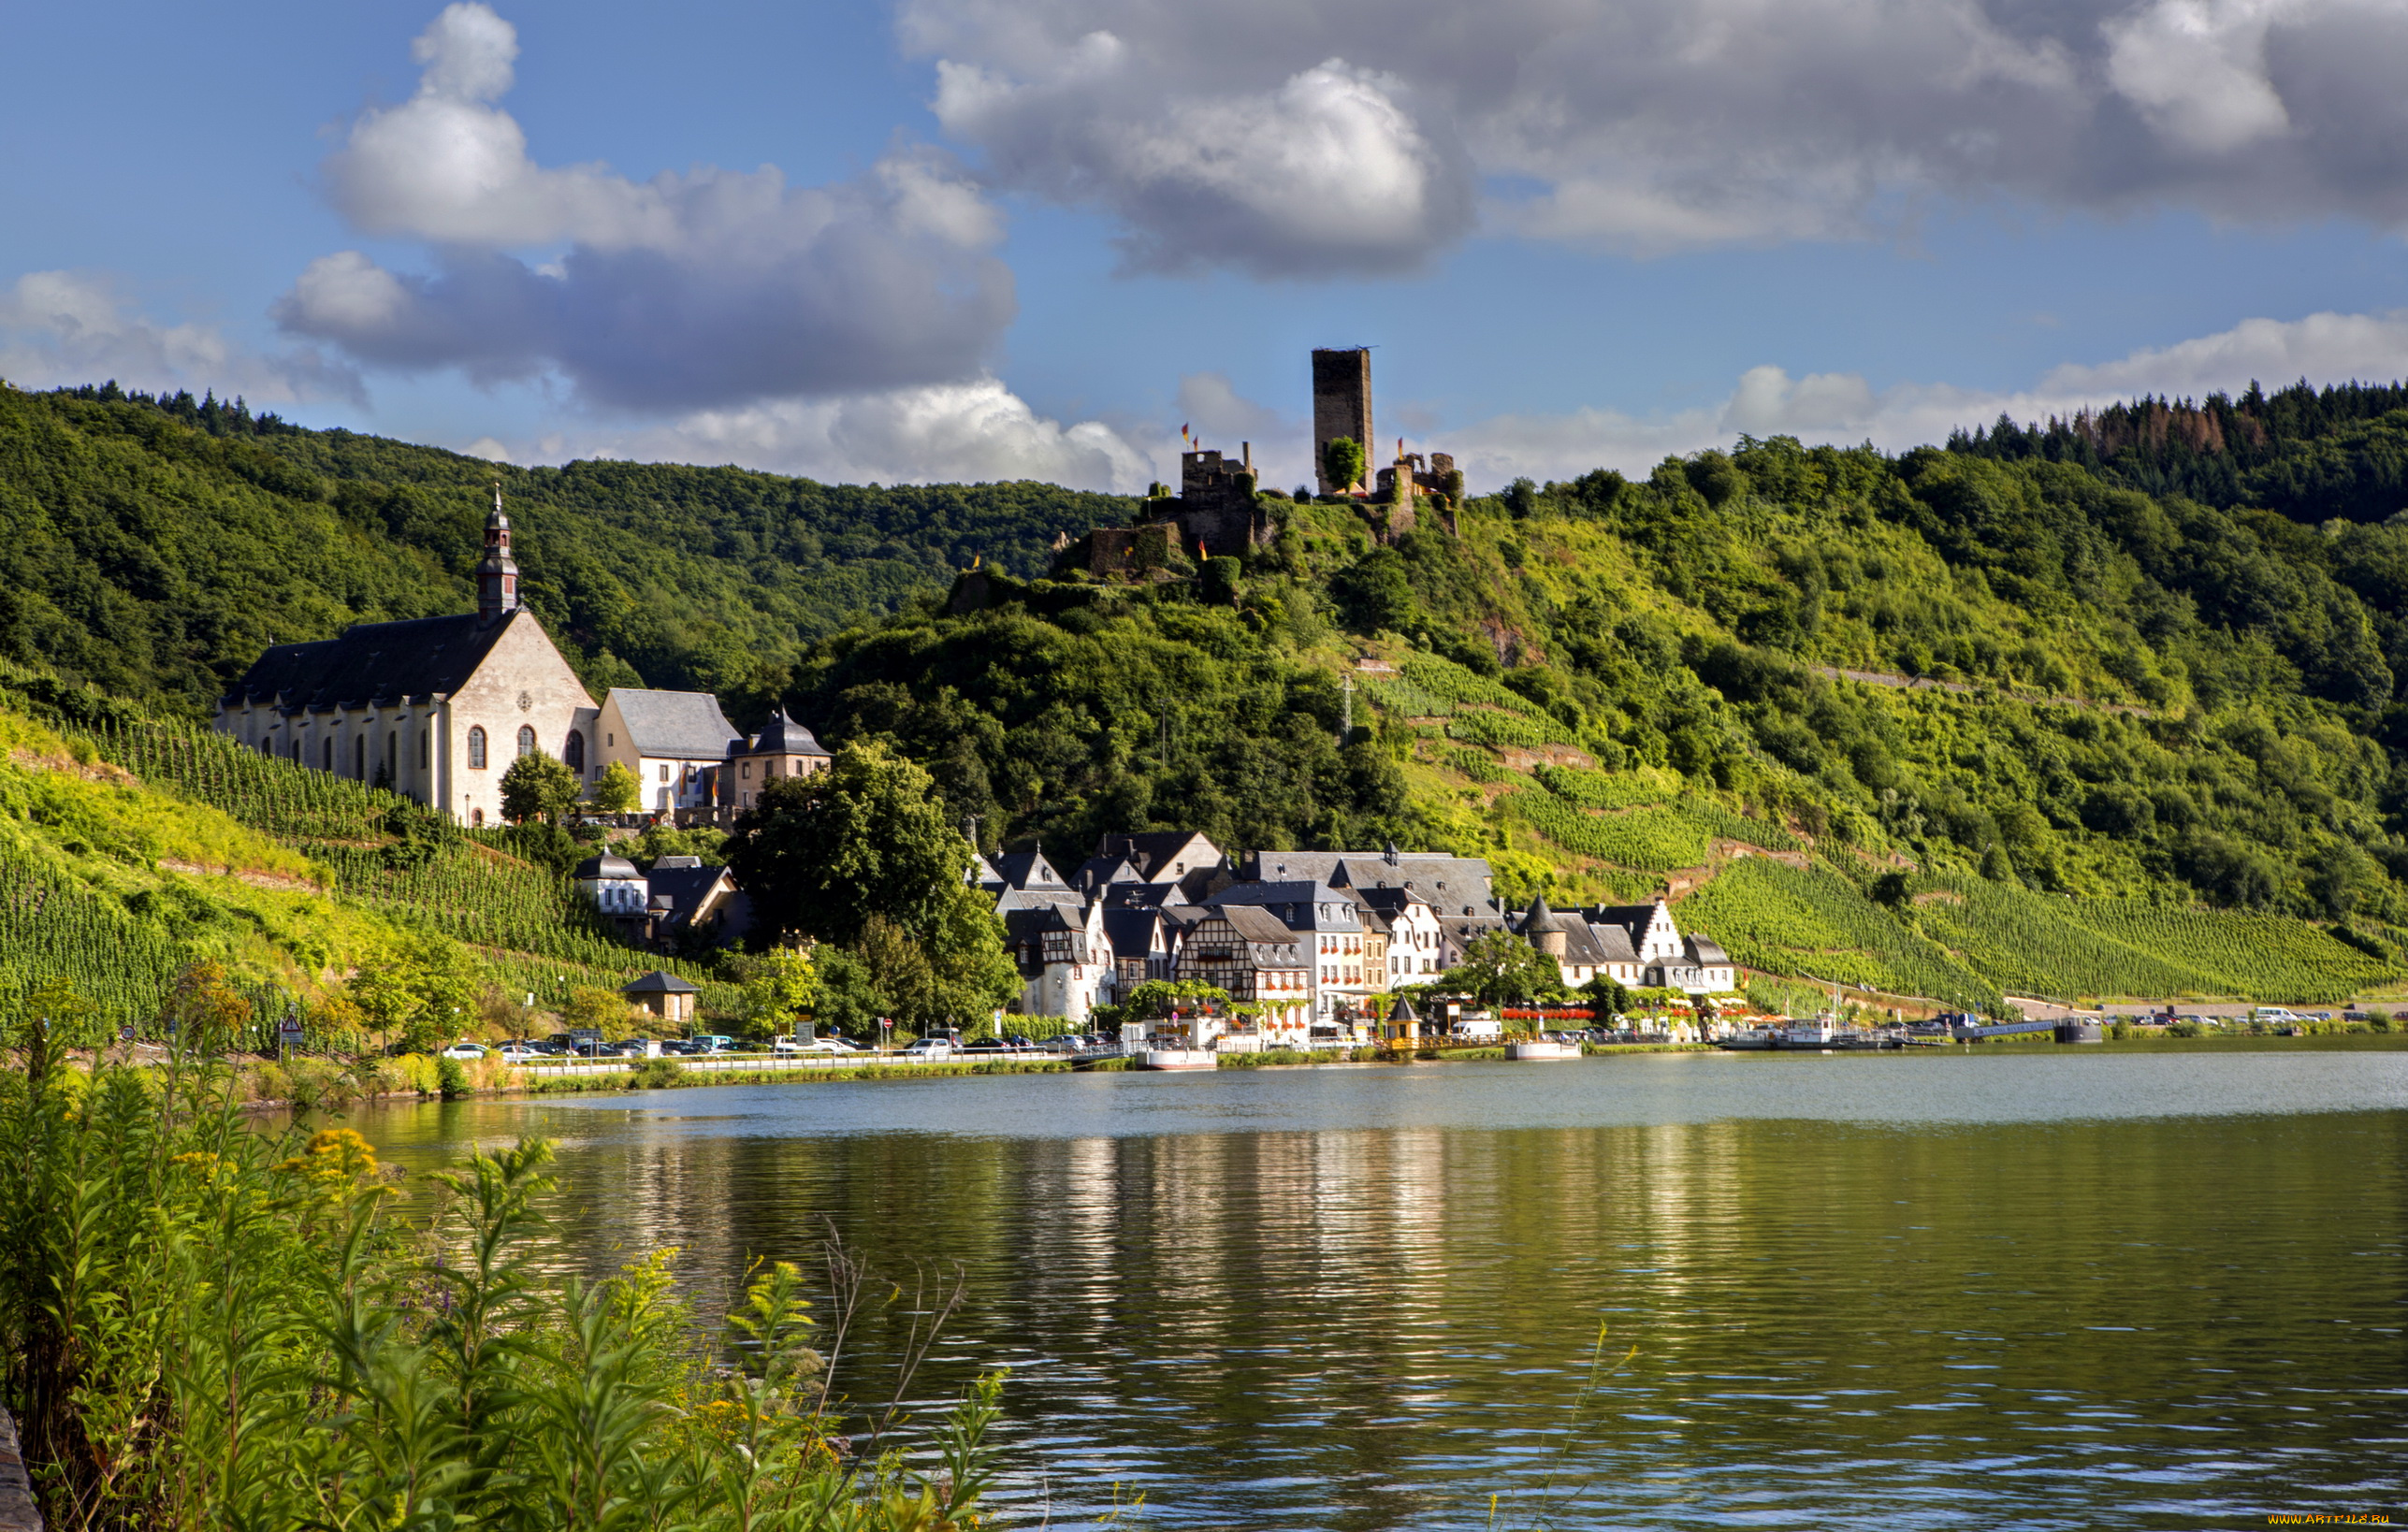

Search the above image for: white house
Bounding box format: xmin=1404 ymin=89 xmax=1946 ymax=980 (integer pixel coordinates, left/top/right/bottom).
xmin=595 ymin=688 xmax=745 ymax=814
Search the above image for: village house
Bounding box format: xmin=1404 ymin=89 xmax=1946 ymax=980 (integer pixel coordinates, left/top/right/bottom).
xmin=594 ymin=688 xmax=744 ymax=815
xmin=723 ymin=708 xmax=831 ymax=810
xmin=1173 ymin=904 xmax=1312 ymax=1035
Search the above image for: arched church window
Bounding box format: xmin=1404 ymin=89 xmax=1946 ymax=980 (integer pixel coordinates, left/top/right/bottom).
xmin=468 ymin=727 xmax=487 ymax=770
xmin=354 ymin=736 xmax=365 ymax=779
xmin=323 ymin=738 xmax=333 ymax=771
xmin=564 ymin=730 xmax=585 ymax=772
xmin=419 ymin=730 xmax=429 ymax=769
xmin=517 ymin=725 xmax=536 ymax=758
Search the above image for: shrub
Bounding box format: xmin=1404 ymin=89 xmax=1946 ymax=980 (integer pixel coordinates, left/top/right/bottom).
xmin=631 ymin=1057 xmax=684 ymax=1089
xmin=435 ymin=1055 xmax=470 ymax=1098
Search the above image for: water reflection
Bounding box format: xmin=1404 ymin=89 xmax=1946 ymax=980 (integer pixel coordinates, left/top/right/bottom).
xmin=355 ymin=1051 xmax=2408 ymax=1528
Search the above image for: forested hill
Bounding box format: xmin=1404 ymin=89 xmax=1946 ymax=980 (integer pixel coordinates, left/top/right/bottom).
xmin=1949 ymin=378 xmax=2408 ymax=520
xmin=0 ymin=383 xmax=1134 ymax=715
xmin=14 ymin=375 xmax=2408 ymax=1004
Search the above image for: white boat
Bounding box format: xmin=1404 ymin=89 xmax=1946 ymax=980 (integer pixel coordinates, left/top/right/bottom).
xmin=1716 ymin=1026 xmax=1781 ymax=1050
xmin=1777 ymin=1018 xmax=1841 ymax=1048
xmin=1135 ymin=1048 xmax=1216 ymax=1071
xmin=1505 ymin=1039 xmax=1579 ymax=1060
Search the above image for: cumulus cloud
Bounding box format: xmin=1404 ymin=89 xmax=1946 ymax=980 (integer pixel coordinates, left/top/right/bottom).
xmin=902 ymin=0 xmax=2408 ymax=270
xmin=481 ymin=375 xmax=1161 ymax=493
xmin=278 ymin=4 xmax=1014 ymax=410
xmin=0 ymin=269 xmax=360 ymax=402
xmin=1436 ymin=307 xmax=2408 ymax=484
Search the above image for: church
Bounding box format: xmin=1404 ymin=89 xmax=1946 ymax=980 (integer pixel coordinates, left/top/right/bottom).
xmin=213 ymin=491 xmax=601 ymax=825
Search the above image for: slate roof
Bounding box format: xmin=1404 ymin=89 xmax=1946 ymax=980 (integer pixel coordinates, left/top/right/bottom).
xmin=1585 ymin=921 xmax=1640 ymax=962
xmin=646 ymin=863 xmax=733 ymax=923
xmin=747 ymin=709 xmax=829 ymax=757
xmin=607 ymin=688 xmax=744 ymax=760
xmin=1209 ymin=881 xmax=1364 ymax=932
xmin=573 ymin=854 xmax=642 ymax=881
xmin=621 ymin=970 xmax=699 ymax=995
xmin=990 ymin=849 xmax=1072 ymax=891
xmin=1092 ymin=831 xmax=1225 ymax=881
xmin=1101 ymin=905 xmax=1172 ymax=961
xmin=1239 ymin=849 xmax=1496 ymax=913
xmin=1685 ymin=933 xmax=1731 ymax=965
xmin=222 ymin=611 xmax=527 ymax=712
xmin=1195 ymin=903 xmax=1306 ymax=959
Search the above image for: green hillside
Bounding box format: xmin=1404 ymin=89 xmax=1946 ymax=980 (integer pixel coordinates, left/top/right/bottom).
xmin=7 ymin=380 xmax=2408 ymax=1006
xmin=0 ymin=662 xmax=733 ymax=1042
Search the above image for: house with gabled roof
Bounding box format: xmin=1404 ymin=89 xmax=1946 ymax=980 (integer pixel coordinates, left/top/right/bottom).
xmin=726 ymin=708 xmax=831 ymax=810
xmin=596 ymin=687 xmax=745 ymax=815
xmin=1174 ymin=904 xmax=1311 ymax=1033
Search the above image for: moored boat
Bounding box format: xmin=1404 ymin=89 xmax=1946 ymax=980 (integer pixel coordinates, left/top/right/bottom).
xmin=1716 ymin=1026 xmax=1781 ymax=1050
xmin=1135 ymin=1048 xmax=1216 ymax=1071
xmin=1505 ymin=1039 xmax=1579 ymax=1060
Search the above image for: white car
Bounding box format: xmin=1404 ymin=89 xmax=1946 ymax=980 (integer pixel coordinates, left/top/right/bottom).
xmin=899 ymin=1038 xmax=952 ymax=1060
xmin=497 ymin=1043 xmax=544 ymax=1062
xmin=439 ymin=1043 xmax=488 ymax=1060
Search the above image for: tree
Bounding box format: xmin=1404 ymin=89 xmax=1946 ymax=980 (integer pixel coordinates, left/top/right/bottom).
xmin=590 ymin=760 xmax=642 ymax=815
xmin=347 ymin=940 xmax=481 ymax=1052
xmin=1323 ymin=437 xmax=1366 ymax=494
xmin=740 ymin=945 xmax=821 ymax=1036
xmin=1580 ymin=973 xmax=1632 ymax=1019
xmin=1443 ymin=932 xmax=1563 ymax=1007
xmin=500 ymin=749 xmax=581 ymax=825
xmin=1118 ymin=980 xmax=1231 ymax=1019
xmin=562 ymin=986 xmax=641 ymax=1035
xmin=725 ymin=742 xmax=971 ymax=948
xmin=922 ymin=884 xmax=1020 ymax=1029
xmin=159 ymin=961 xmax=253 ymax=1053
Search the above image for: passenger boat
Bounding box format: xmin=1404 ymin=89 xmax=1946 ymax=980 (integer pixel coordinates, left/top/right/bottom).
xmin=1716 ymin=1025 xmax=1782 ymax=1050
xmin=1505 ymin=1039 xmax=1579 ymax=1060
xmin=1134 ymin=1048 xmax=1216 ymax=1071
xmin=1777 ymin=1018 xmax=1841 ymax=1048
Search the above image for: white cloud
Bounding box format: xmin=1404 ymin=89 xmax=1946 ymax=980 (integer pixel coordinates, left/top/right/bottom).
xmin=1435 ymin=307 xmax=2408 ymax=485
xmin=279 ymin=4 xmax=1015 ymax=410
xmin=0 ymin=269 xmax=360 ymax=403
xmin=903 ymin=0 xmax=2408 ymax=272
xmin=481 ymin=375 xmax=1161 ymax=493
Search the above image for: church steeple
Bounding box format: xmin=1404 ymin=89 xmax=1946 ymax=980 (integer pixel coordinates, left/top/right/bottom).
xmin=476 ymin=483 xmax=519 ymax=622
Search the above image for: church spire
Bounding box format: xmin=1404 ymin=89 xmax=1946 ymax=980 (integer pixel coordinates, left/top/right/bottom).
xmin=477 ymin=482 xmax=519 ymax=622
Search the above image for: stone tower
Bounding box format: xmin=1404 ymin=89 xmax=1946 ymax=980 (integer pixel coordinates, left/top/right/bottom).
xmin=1312 ymin=348 xmax=1373 ymax=494
xmin=476 ymin=484 xmax=519 ymax=622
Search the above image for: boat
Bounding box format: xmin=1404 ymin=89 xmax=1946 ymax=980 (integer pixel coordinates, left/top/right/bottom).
xmin=1505 ymin=1039 xmax=1579 ymax=1060
xmin=1716 ymin=1025 xmax=1782 ymax=1050
xmin=1134 ymin=1048 xmax=1216 ymax=1071
xmin=1777 ymin=1017 xmax=1841 ymax=1048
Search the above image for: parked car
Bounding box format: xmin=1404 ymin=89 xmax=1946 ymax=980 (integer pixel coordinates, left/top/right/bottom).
xmin=497 ymin=1042 xmax=544 ymax=1062
xmin=691 ymin=1034 xmax=737 ymax=1052
xmin=900 ymin=1038 xmax=952 ymax=1060
xmin=962 ymin=1038 xmax=1011 ymax=1054
xmin=440 ymin=1043 xmax=487 ymax=1060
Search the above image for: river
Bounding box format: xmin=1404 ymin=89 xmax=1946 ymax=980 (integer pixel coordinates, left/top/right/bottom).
xmin=355 ymin=1040 xmax=2408 ymax=1529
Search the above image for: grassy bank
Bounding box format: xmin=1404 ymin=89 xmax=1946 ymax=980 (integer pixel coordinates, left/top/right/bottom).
xmin=0 ymin=1030 xmax=1005 ymax=1530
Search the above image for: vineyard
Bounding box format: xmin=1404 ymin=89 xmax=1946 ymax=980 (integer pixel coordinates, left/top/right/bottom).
xmin=1904 ymin=874 xmax=2393 ymax=1002
xmin=1507 ymin=782 xmax=1803 ymax=872
xmin=1673 ymin=858 xmax=2002 ymax=1008
xmin=1530 ymin=764 xmax=1680 ymax=811
xmin=0 ymin=700 xmax=727 ymax=1042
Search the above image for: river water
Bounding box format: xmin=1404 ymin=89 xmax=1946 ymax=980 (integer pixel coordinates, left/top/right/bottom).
xmin=356 ymin=1042 xmax=2408 ymax=1529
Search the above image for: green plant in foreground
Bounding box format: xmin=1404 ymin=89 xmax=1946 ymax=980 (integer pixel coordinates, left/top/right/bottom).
xmin=0 ymin=1019 xmax=1002 ymax=1531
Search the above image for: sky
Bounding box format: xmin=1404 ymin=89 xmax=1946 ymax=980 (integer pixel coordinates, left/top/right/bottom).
xmin=5 ymin=0 xmax=2408 ymax=495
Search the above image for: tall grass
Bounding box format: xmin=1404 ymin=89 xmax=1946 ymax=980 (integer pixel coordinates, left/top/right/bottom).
xmin=0 ymin=1019 xmax=1000 ymax=1530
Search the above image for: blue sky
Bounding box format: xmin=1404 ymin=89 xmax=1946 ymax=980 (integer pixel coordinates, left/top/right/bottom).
xmin=6 ymin=0 xmax=2407 ymax=493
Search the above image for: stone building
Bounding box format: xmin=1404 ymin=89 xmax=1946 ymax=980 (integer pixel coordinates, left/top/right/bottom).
xmin=1313 ymin=347 xmax=1374 ymax=494
xmin=724 ymin=708 xmax=831 ymax=810
xmin=214 ymin=492 xmax=601 ymax=826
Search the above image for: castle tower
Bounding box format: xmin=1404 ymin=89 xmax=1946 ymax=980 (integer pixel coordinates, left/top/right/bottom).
xmin=1312 ymin=348 xmax=1373 ymax=494
xmin=476 ymin=484 xmax=519 ymax=622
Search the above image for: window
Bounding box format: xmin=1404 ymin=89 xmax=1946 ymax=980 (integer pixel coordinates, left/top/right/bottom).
xmin=258 ymin=736 xmax=271 ymax=755
xmin=606 ymin=732 xmax=614 ymax=747
xmin=468 ymin=727 xmax=487 ymax=769
xmin=419 ymin=730 xmax=429 ymax=769
xmin=471 ymin=807 xmax=485 ymax=826
xmin=741 ymin=761 xmax=750 ymax=779
xmin=322 ymin=738 xmax=333 ymax=771
xmin=564 ymin=730 xmax=585 ymax=772
xmin=354 ymin=736 xmax=365 ymax=779
xmin=659 ymin=763 xmax=670 ymax=782
xmin=517 ymin=725 xmax=535 ymax=758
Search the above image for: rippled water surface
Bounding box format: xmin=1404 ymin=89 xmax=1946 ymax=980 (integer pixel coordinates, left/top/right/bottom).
xmin=356 ymin=1045 xmax=2408 ymax=1529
